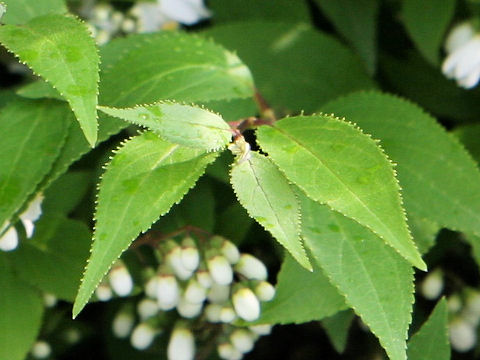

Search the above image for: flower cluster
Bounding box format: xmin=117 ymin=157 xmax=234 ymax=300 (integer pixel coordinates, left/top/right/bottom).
xmin=0 ymin=193 xmax=43 ymax=252
xmin=419 ymin=269 xmax=480 ymax=353
xmin=83 ymin=0 xmax=210 ymax=45
xmin=100 ymin=234 xmax=275 ymax=360
xmin=442 ymin=20 xmax=480 ymax=89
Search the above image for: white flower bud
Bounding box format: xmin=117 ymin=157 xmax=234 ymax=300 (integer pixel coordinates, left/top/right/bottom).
xmin=95 ymin=282 xmax=113 ymax=301
xmin=112 ymin=311 xmax=135 ymax=338
xmin=207 ymin=255 xmax=233 ymax=285
xmin=466 ymin=290 xmax=480 ymax=316
xmin=184 ymin=279 xmax=207 ymax=304
xmin=449 ymin=318 xmax=477 ymax=352
xmin=43 ymin=293 xmax=57 ymax=308
xmin=137 ymin=298 xmax=159 ymax=320
xmin=145 ymin=276 xmax=159 ymax=299
xmin=220 ymin=306 xmax=237 ymax=323
xmin=448 ymin=294 xmax=462 ymax=313
xmin=205 ymin=303 xmax=223 ymax=323
xmin=167 ymin=326 xmax=196 ymax=360
xmin=221 ymin=240 xmax=240 ymax=264
xmin=156 ymin=274 xmax=180 ymax=310
xmin=232 ymin=288 xmax=261 ymax=322
xmin=109 ymin=264 xmax=134 ymax=297
xmin=207 ymin=283 xmax=230 ymax=304
xmin=196 ymin=270 xmax=213 ymax=289
xmin=230 ymin=329 xmax=256 ymax=353
xmin=420 ymin=269 xmax=443 ymax=300
xmin=20 ymin=193 xmax=43 ymax=238
xmin=121 ymin=18 xmax=136 ymax=33
xmin=177 ymin=298 xmax=203 ymax=319
xmin=31 ymin=341 xmax=51 ymax=359
xmin=130 ymin=323 xmax=157 ymax=350
xmin=249 ymin=324 xmax=272 ymax=336
xmin=0 ymin=223 xmax=18 ymax=252
xmin=234 ymin=254 xmax=267 ymax=281
xmin=64 ymin=328 xmax=81 ymax=344
xmin=167 ymin=246 xmax=194 ymax=280
xmin=181 ymin=237 xmax=200 ymax=271
xmin=254 ymin=281 xmax=276 ymax=302
xmin=218 ymin=342 xmax=243 ymax=360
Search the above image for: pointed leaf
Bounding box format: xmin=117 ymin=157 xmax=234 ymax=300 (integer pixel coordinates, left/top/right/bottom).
xmin=315 ymin=0 xmax=380 ymax=74
xmin=407 ymin=299 xmax=450 ymax=360
xmin=321 ymin=310 xmax=355 ymax=354
xmin=301 ymin=193 xmax=414 ymax=360
xmin=321 ymin=92 xmax=480 ymax=238
xmin=1 ymin=0 xmax=66 ymax=24
xmin=8 ymin=214 xmax=91 ymax=301
xmin=230 ymin=151 xmax=311 ymax=270
xmin=99 ymin=32 xmax=254 ymax=107
xmin=73 ymin=132 xmax=218 ymax=317
xmin=0 ymin=14 xmax=99 ymax=146
xmin=256 ymin=115 xmax=425 ymax=270
xmin=0 ymin=98 xmax=69 ymax=228
xmin=0 ymin=256 xmax=44 ymax=360
xmin=98 ymin=102 xmax=231 ymax=151
xmin=402 ymin=0 xmax=456 ymax=65
xmin=259 ymin=254 xmax=346 ymax=325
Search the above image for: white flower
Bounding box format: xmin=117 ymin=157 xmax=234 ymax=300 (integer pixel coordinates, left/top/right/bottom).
xmin=254 ymin=281 xmax=276 ymax=302
xmin=131 ymin=323 xmax=158 ymax=350
xmin=449 ymin=318 xmax=477 ymax=352
xmin=95 ymin=282 xmax=113 ymax=301
xmin=177 ymin=297 xmax=203 ymax=318
xmin=109 ymin=263 xmax=134 ymax=297
xmin=234 ymin=254 xmax=268 ymax=281
xmin=184 ymin=279 xmax=207 ymax=304
xmin=207 ymin=255 xmax=233 ymax=285
xmin=31 ymin=341 xmax=51 ymax=359
xmin=219 ymin=306 xmax=237 ymax=323
xmin=137 ymin=298 xmax=159 ymax=320
xmin=130 ymin=2 xmax=170 ymax=33
xmin=249 ymin=324 xmax=272 ymax=336
xmin=43 ymin=293 xmax=57 ymax=308
xmin=448 ymin=294 xmax=462 ymax=313
xmin=196 ymin=270 xmax=213 ymax=289
xmin=442 ymin=21 xmax=480 ymax=89
xmin=217 ymin=342 xmax=243 ymax=360
xmin=205 ymin=303 xmax=223 ymax=322
xmin=167 ymin=325 xmax=196 ymax=360
xmin=156 ymin=274 xmax=180 ymax=310
xmin=230 ymin=329 xmax=256 ymax=353
xmin=232 ymin=288 xmax=261 ymax=322
xmin=0 ymin=193 xmax=44 ymax=251
xmin=221 ymin=240 xmax=240 ymax=264
xmin=112 ymin=311 xmax=135 ymax=338
xmin=167 ymin=246 xmax=194 ymax=280
xmin=207 ymin=283 xmax=230 ymax=304
xmin=419 ymin=269 xmax=443 ymax=300
xmin=181 ymin=238 xmax=200 ymax=272
xmin=159 ymin=0 xmax=211 ymax=26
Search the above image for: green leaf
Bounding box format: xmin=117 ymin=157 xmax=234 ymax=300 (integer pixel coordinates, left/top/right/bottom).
xmin=315 ymin=0 xmax=380 ymax=74
xmin=99 ymin=32 xmax=254 ymax=107
xmin=1 ymin=0 xmax=66 ymax=24
xmin=8 ymin=214 xmax=91 ymax=301
xmin=259 ymin=254 xmax=347 ymax=324
xmin=256 ymin=115 xmax=425 ymax=270
xmin=230 ymin=151 xmax=311 ymax=270
xmin=209 ymin=0 xmax=310 ymax=22
xmin=301 ymin=193 xmax=414 ymax=360
xmin=321 ymin=310 xmax=355 ymax=354
xmin=42 ymin=170 xmax=92 ymax=215
xmin=73 ymin=132 xmax=218 ymax=317
xmin=407 ymin=299 xmax=450 ymax=360
xmin=204 ymin=22 xmax=376 ymax=113
xmin=409 ymin=216 xmax=441 ymax=255
xmin=321 ymin=92 xmax=480 ymax=238
xmin=402 ymin=0 xmax=456 ymax=65
xmin=0 ymin=14 xmax=100 ymax=146
xmin=0 ymin=256 xmax=44 ymax=360
xmin=380 ymin=52 xmax=480 ymax=123
xmin=0 ymin=98 xmax=69 ymax=229
xmin=215 ymin=202 xmax=253 ymax=245
xmin=17 ymin=79 xmax=64 ymax=101
xmin=98 ymin=102 xmax=231 ymax=151
xmin=453 ymin=123 xmax=480 ymax=163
